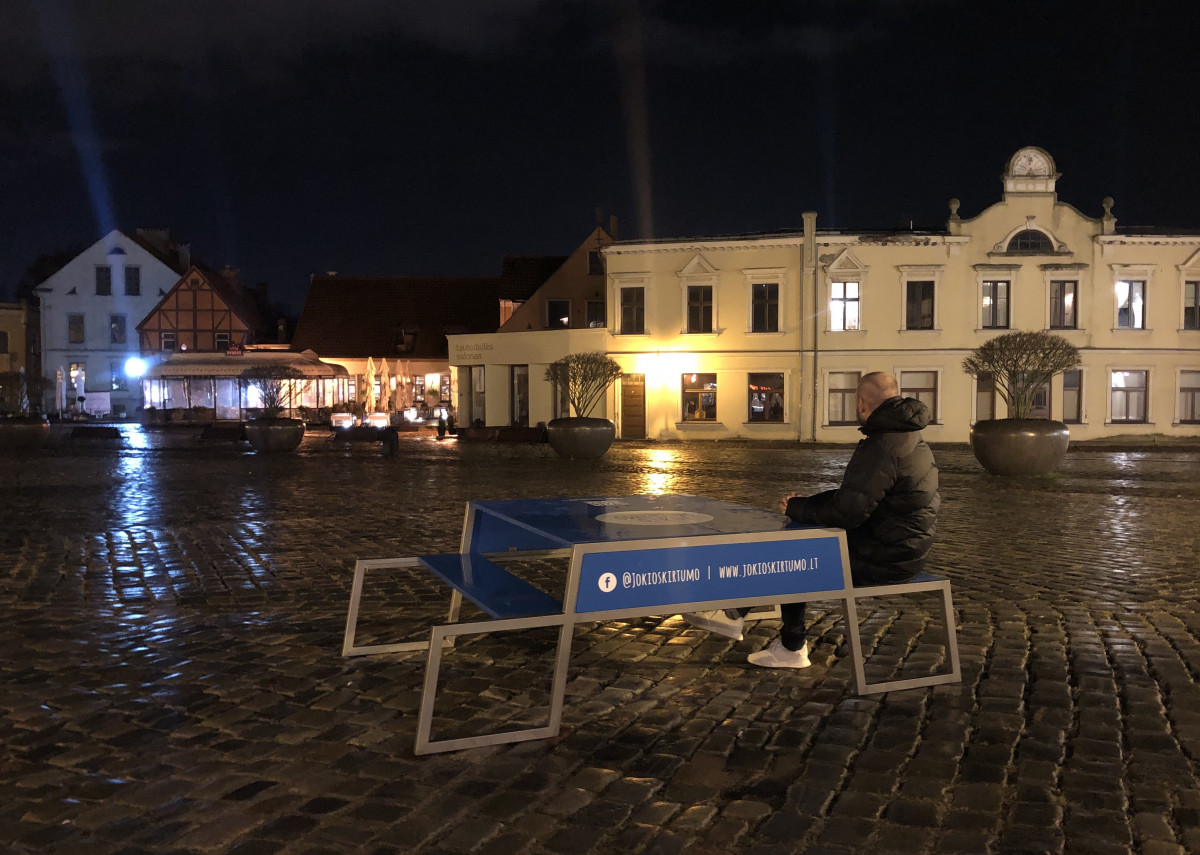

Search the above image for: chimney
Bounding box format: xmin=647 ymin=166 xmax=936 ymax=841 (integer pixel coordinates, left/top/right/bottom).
xmin=608 ymin=214 xmax=619 ymax=240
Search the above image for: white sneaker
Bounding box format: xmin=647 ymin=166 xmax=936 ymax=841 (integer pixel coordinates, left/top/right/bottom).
xmin=747 ymin=639 xmax=811 ymax=669
xmin=682 ymin=609 xmax=745 ymax=640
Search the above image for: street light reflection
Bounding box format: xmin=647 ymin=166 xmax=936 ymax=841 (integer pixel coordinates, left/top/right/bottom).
xmin=638 ymin=448 xmax=679 ymax=495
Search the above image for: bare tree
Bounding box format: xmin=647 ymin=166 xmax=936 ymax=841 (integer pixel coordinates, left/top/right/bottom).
xmin=241 ymin=365 xmax=307 ymax=418
xmin=962 ymin=331 xmax=1081 ymax=419
xmin=544 ymin=352 xmax=623 ymax=418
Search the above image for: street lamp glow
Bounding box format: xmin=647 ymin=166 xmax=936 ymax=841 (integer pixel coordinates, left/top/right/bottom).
xmin=125 ymin=357 xmax=148 ymax=379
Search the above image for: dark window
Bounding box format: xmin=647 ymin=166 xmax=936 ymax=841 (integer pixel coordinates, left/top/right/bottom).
xmin=0 ymin=330 xmax=7 ymax=353
xmin=110 ymin=361 xmax=127 ymax=392
xmin=1050 ymin=280 xmax=1078 ymax=329
xmin=1111 ymin=370 xmax=1148 ymax=422
xmin=981 ymin=281 xmax=1009 ymax=329
xmin=586 ymin=300 xmax=605 ymax=328
xmin=161 ymin=332 xmax=176 ymax=352
xmin=95 ymin=266 xmax=112 ymax=296
xmin=546 ymin=299 xmax=570 ymax=329
xmin=747 ymin=373 xmax=784 ymax=422
xmin=1007 ymin=230 xmax=1054 ymax=253
xmin=587 ymin=250 xmax=604 ymax=275
xmin=751 ymin=283 xmax=778 ymax=332
xmin=828 ymin=372 xmax=861 ymax=424
xmin=687 ymin=286 xmax=713 ymax=333
xmin=511 ymin=365 xmax=529 ymax=427
xmin=109 ymin=315 xmax=126 ymax=345
xmin=1063 ymin=369 xmax=1082 ymax=423
xmin=905 ymin=281 xmax=935 ymax=329
xmin=620 ymin=287 xmax=644 ymax=335
xmin=1185 ymin=281 xmax=1199 ymax=330
xmin=215 ymin=332 xmax=231 ymax=351
xmin=1117 ymin=280 xmax=1146 ymax=329
xmin=124 ymin=266 xmax=141 ymax=296
xmin=68 ymin=314 xmax=85 ymax=344
xmin=681 ymin=373 xmax=717 ymax=421
xmin=975 ymin=373 xmax=996 ymax=421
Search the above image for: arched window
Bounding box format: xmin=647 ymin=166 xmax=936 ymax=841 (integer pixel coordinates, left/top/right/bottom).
xmin=1007 ymin=230 xmax=1054 ymax=253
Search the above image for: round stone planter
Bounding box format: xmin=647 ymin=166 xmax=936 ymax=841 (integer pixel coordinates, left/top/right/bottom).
xmin=244 ymin=418 xmax=306 ymax=453
xmin=546 ymin=417 xmax=616 ymax=460
xmin=0 ymin=416 xmax=50 ymax=452
xmin=969 ymin=418 xmax=1070 ymax=476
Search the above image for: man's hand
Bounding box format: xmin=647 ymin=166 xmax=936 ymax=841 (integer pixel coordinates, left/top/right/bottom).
xmin=780 ymin=493 xmax=803 ymax=513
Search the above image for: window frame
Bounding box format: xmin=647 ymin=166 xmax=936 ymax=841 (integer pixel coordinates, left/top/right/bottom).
xmin=980 ymin=279 xmax=1010 ymax=330
xmin=680 ymin=372 xmax=717 ymax=422
xmin=161 ymin=331 xmax=176 ymax=352
xmin=545 ymin=299 xmax=570 ymax=330
xmin=1178 ymin=369 xmax=1200 ymax=424
xmin=826 ymin=370 xmax=861 ymax=426
xmin=746 ymin=372 xmax=785 ymax=423
xmin=110 ymin=360 xmax=128 ymax=392
xmin=829 ymin=280 xmax=861 ymax=332
xmin=1062 ymin=368 xmax=1084 ymax=424
xmin=1049 ymin=279 xmax=1079 ymax=330
xmin=749 ymin=282 xmax=780 ymax=333
xmin=899 ymin=369 xmax=939 ymax=423
xmin=1115 ymin=279 xmax=1147 ymax=330
xmin=109 ymin=314 xmax=127 ymax=345
xmin=124 ymin=265 xmax=141 ymax=297
xmin=95 ymin=265 xmax=112 ymax=296
xmin=618 ymin=285 xmax=645 ymax=335
xmin=685 ymin=284 xmax=714 ymax=334
xmin=898 ymin=267 xmax=943 ymax=331
xmin=1007 ymin=229 xmax=1055 ymax=253
xmin=1109 ymin=368 xmax=1150 ymax=424
xmin=68 ymin=314 xmax=85 ymax=344
xmin=1183 ymin=280 xmax=1200 ymax=331
xmin=586 ymin=299 xmax=606 ymax=329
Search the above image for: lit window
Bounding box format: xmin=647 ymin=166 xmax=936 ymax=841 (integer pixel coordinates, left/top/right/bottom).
xmin=828 ymin=372 xmax=860 ymax=425
xmin=830 ymin=281 xmax=859 ymax=331
xmin=413 ymin=375 xmax=426 ymax=402
xmin=981 ymin=281 xmax=1009 ymax=329
xmin=1180 ymin=370 xmax=1200 ymax=424
xmin=1110 ymin=370 xmax=1148 ymax=423
xmin=681 ymin=373 xmax=716 ymax=421
xmin=1116 ymin=280 xmax=1146 ymax=329
xmin=751 ymin=283 xmax=778 ymax=333
xmin=1050 ymin=280 xmax=1077 ymax=329
xmin=110 ymin=361 xmax=128 ymax=391
xmin=900 ymin=371 xmax=938 ymax=421
xmin=747 ymin=373 xmax=783 ymax=422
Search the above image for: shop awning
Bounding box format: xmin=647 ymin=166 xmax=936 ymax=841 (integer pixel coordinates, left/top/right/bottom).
xmin=145 ymin=349 xmax=349 ymax=379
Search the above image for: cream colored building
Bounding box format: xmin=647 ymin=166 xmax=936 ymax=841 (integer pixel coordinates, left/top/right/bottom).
xmin=449 ymin=147 xmax=1200 ymax=443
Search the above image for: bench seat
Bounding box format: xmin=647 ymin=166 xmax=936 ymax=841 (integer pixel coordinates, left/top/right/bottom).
xmin=417 ymin=553 xmax=562 ymax=619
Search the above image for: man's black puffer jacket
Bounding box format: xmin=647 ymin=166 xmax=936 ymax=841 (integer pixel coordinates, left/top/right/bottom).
xmin=785 ymin=396 xmax=940 ymax=582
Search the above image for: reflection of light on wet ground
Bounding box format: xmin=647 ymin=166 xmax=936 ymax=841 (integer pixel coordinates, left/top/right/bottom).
xmin=638 ymin=448 xmax=679 ymax=495
xmin=120 ymin=423 xmax=150 ymax=450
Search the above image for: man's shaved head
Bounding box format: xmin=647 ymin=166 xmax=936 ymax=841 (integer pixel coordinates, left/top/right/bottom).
xmin=855 ymin=371 xmax=900 ymax=423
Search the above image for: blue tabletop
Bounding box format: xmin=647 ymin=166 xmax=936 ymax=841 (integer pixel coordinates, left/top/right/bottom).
xmin=469 ymin=494 xmax=792 ymax=548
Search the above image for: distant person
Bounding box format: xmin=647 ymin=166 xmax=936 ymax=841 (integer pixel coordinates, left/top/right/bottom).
xmin=684 ymin=371 xmax=940 ymax=668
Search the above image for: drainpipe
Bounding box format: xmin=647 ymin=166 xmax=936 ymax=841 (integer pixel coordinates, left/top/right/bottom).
xmin=802 ymin=211 xmax=818 ymax=442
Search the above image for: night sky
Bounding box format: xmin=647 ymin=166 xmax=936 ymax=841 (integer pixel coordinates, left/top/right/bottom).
xmin=3 ymin=0 xmax=1199 ymax=315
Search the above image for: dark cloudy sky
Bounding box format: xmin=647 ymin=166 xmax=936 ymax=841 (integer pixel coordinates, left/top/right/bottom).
xmin=2 ymin=0 xmax=1198 ymax=314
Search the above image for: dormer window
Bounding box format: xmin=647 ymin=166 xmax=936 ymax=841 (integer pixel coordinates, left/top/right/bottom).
xmin=1007 ymin=230 xmax=1053 ymax=253
xmin=394 ymin=329 xmax=416 ymax=353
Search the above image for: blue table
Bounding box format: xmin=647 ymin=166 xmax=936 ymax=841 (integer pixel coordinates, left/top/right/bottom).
xmin=341 ymin=494 xmax=958 ymax=754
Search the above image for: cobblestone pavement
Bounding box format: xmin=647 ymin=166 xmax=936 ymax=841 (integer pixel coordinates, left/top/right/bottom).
xmin=3 ymin=426 xmax=1200 ymax=855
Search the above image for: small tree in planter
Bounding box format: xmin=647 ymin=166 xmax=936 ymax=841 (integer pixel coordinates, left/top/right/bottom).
xmin=543 ymin=352 xmax=623 ymax=458
xmin=962 ymin=330 xmax=1082 ymax=475
xmin=241 ymin=364 xmax=308 ymax=452
xmin=0 ymin=367 xmax=50 ymax=450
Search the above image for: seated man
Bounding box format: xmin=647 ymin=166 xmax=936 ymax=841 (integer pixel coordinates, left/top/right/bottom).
xmin=684 ymin=371 xmax=940 ymax=668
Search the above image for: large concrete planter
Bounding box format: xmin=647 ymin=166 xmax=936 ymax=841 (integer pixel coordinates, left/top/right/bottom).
xmin=970 ymin=418 xmax=1070 ymax=476
xmin=244 ymin=418 xmax=306 ymax=453
xmin=0 ymin=416 xmax=50 ymax=452
xmin=546 ymin=417 xmax=616 ymax=459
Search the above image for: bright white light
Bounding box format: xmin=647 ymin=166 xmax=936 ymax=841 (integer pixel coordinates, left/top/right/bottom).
xmin=125 ymin=357 xmax=148 ymax=379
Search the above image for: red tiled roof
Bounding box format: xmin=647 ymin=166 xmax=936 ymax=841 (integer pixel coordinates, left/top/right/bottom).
xmin=291 ymin=276 xmax=503 ymax=359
